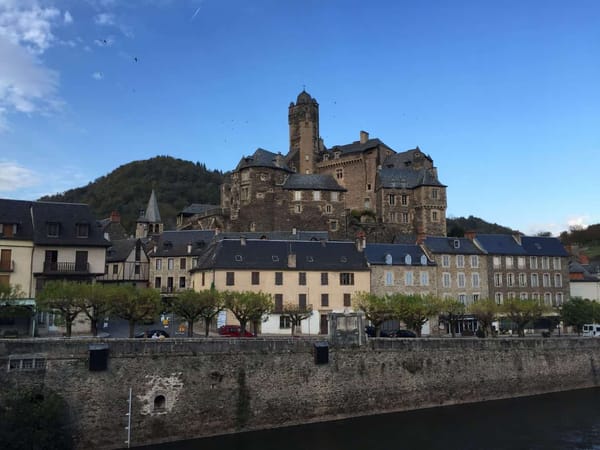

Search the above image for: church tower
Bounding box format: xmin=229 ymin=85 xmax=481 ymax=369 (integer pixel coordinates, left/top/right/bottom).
xmin=135 ymin=190 xmax=163 ymax=238
xmin=288 ymin=90 xmax=320 ymax=174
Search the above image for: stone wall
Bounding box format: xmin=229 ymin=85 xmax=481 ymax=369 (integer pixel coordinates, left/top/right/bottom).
xmin=1 ymin=337 xmax=599 ymax=449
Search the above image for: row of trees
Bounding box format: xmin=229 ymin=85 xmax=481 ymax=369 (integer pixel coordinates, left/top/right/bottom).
xmin=353 ymin=292 xmax=568 ymax=338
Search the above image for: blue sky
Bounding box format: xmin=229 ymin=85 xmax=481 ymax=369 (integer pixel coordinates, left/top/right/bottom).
xmin=1 ymin=0 xmax=598 ymax=235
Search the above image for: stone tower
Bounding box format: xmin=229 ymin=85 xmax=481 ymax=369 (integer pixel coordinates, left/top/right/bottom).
xmin=288 ymin=90 xmax=320 ymax=174
xmin=135 ymin=190 xmax=163 ymax=238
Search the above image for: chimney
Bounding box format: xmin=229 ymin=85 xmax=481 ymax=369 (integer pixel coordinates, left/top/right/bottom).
xmin=110 ymin=211 xmax=121 ymax=223
xmin=416 ymin=230 xmax=427 ymax=245
xmin=360 ymin=130 xmax=369 ymax=144
xmin=464 ymin=230 xmax=476 ymax=241
xmin=288 ymin=253 xmax=296 ymax=268
xmin=187 ymin=242 xmax=192 ymax=254
xmin=292 ymin=228 xmax=297 ymax=235
xmin=513 ymin=232 xmax=522 ymax=245
xmin=355 ymin=235 xmax=366 ymax=252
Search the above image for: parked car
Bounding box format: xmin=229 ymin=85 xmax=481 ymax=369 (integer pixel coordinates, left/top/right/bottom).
xmin=389 ymin=329 xmax=417 ymax=338
xmin=135 ymin=329 xmax=170 ymax=338
xmin=365 ymin=326 xmax=393 ymax=338
xmin=218 ymin=325 xmax=255 ymax=337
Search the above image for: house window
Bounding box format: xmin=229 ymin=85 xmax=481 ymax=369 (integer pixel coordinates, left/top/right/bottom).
xmin=294 ymin=204 xmax=302 ymax=214
xmin=442 ymin=255 xmax=450 ymax=267
xmin=112 ymin=265 xmax=118 ymax=275
xmin=493 ymin=256 xmax=501 ymax=268
xmin=156 ymin=259 xmax=162 ymax=270
xmin=542 ymin=273 xmax=550 ymax=287
xmin=179 ymin=277 xmax=186 ymax=288
xmin=251 ymin=272 xmax=260 ymax=285
xmin=343 ymin=293 xmax=352 ymax=307
xmin=331 ymin=191 xmax=339 ymax=202
xmin=442 ymin=273 xmax=451 ymax=288
xmin=313 ymin=191 xmax=321 ymax=201
xmin=457 ymin=273 xmax=466 ymax=288
xmin=505 ymin=257 xmax=513 ymax=269
xmin=279 ymin=315 xmax=291 ymax=329
xmin=531 ymin=273 xmax=539 ymax=287
xmin=544 ymin=292 xmax=552 ymax=306
xmin=299 ymin=294 xmax=307 ymax=309
xmin=458 ymin=294 xmax=467 ymax=305
xmin=335 ymin=168 xmax=343 ymax=179
xmin=275 ymin=272 xmax=283 ymax=285
xmin=325 ymin=204 xmax=333 ymax=214
xmin=299 ymin=272 xmax=307 ymax=285
xmin=517 ymin=257 xmax=526 ymax=269
xmin=76 ymin=223 xmax=89 ymax=238
xmin=180 ymin=258 xmax=186 ymax=270
xmin=135 ymin=264 xmax=140 ymax=275
xmin=494 ymin=273 xmax=502 ymax=287
xmin=519 ymin=273 xmax=527 ymax=287
xmin=554 ymin=273 xmax=562 ymax=287
xmin=405 ymin=271 xmax=414 ymax=286
xmin=472 ymin=273 xmax=480 ymax=288
xmin=154 ymin=277 xmax=161 ymax=288
xmin=388 ymin=194 xmax=395 ymax=206
xmin=541 ymin=257 xmax=550 ymax=270
xmin=553 ymin=257 xmax=562 ymax=270
xmin=470 ymin=255 xmax=479 ymax=268
xmin=275 ymin=294 xmax=283 ymax=312
xmin=456 ymin=255 xmax=465 ymax=268
xmin=530 ymin=257 xmax=538 ymax=269
xmin=520 ymin=292 xmax=528 ymax=300
xmin=340 ymin=273 xmax=354 ymax=285
xmin=201 ymin=272 xmax=205 ymax=286
xmin=47 ymin=222 xmax=60 ymax=237
xmin=167 ymin=258 xmax=174 ymax=270
xmin=329 ymin=220 xmax=339 ymax=232
xmin=321 ymin=293 xmax=329 ymax=307
xmin=495 ymin=292 xmax=503 ymax=304
xmin=401 ymin=212 xmax=409 ymax=223
xmin=556 ymin=292 xmax=564 ymax=305
xmin=226 ymin=272 xmax=235 ymax=286
xmin=294 ymin=191 xmax=302 ymax=201
xmin=389 ymin=212 xmax=397 ymax=223
xmin=385 ymin=271 xmax=394 ymax=286
xmin=507 ymin=273 xmax=514 ymax=287
xmin=420 ymin=271 xmax=429 ymax=286
xmin=321 ymin=273 xmax=328 ymax=285
xmin=401 ymin=194 xmax=408 ymax=206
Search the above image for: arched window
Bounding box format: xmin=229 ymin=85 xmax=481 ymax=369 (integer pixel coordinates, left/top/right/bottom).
xmin=154 ymin=395 xmax=166 ymax=411
xmin=404 ymin=254 xmax=412 ymax=265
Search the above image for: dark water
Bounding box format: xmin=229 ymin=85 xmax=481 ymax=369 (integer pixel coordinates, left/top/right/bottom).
xmin=143 ymin=387 xmax=600 ymax=450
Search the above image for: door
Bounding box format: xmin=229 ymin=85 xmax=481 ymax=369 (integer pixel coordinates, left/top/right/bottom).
xmin=320 ymin=314 xmax=329 ymax=335
xmin=44 ymin=250 xmax=58 ymax=271
xmin=75 ymin=251 xmax=88 ymax=272
xmin=0 ymin=249 xmax=11 ymax=271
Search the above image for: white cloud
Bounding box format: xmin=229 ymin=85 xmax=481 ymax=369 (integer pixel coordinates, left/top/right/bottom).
xmin=92 ymin=71 xmax=103 ymax=80
xmin=94 ymin=12 xmax=114 ymax=26
xmin=567 ymin=216 xmax=590 ymax=230
xmin=0 ymin=3 xmax=62 ymax=53
xmin=63 ymin=10 xmax=72 ymax=24
xmin=0 ymin=161 xmax=39 ymax=192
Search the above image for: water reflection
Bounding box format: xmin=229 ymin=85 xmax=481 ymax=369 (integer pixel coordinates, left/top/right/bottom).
xmin=143 ymin=387 xmax=600 ymax=450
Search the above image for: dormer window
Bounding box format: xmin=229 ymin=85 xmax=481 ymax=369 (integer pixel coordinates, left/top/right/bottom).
xmin=47 ymin=222 xmax=60 ymax=238
xmin=420 ymin=255 xmax=428 ymax=265
xmin=76 ymin=223 xmax=89 ymax=238
xmin=235 ymin=255 xmax=243 ymax=262
xmin=453 ymin=239 xmax=460 ymax=249
xmin=385 ymin=253 xmax=392 ymax=265
xmin=405 ymin=254 xmax=412 ymax=265
xmin=0 ymin=223 xmax=17 ymax=237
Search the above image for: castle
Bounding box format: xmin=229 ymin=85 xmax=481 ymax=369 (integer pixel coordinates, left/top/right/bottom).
xmin=216 ymin=90 xmax=448 ymax=241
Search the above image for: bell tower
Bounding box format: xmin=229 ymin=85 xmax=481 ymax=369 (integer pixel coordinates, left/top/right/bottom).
xmin=288 ymin=90 xmax=319 ymax=174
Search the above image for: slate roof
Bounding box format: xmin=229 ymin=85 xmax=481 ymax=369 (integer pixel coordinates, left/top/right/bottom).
xmin=377 ymin=167 xmax=445 ymax=189
xmin=470 ymin=234 xmax=525 ymax=255
xmin=365 ymin=243 xmax=435 ymax=266
xmin=326 ymin=138 xmax=384 ymax=156
xmin=179 ymin=204 xmax=219 ymax=216
xmin=236 ymin=148 xmax=293 ymax=172
xmin=106 ymin=238 xmax=138 ymax=262
xmin=569 ymin=261 xmax=600 ymax=281
xmin=217 ymin=231 xmax=329 ymax=241
xmin=282 ymin=174 xmax=346 ymax=191
xmin=192 ymin=239 xmax=369 ymax=271
xmin=424 ymin=237 xmax=485 ymax=255
xmin=138 ymin=190 xmax=161 ymax=223
xmin=383 ymin=148 xmax=433 ymax=167
xmin=151 ymin=230 xmax=215 ymax=257
xmin=520 ymin=236 xmax=569 ymax=257
xmin=0 ymin=198 xmax=34 ymax=240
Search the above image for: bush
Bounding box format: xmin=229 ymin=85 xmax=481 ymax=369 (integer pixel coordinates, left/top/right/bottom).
xmin=475 ymin=328 xmax=486 ymax=338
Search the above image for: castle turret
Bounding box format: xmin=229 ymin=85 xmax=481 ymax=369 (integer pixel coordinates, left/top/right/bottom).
xmin=288 ymin=90 xmax=319 ymax=174
xmin=135 ymin=190 xmax=163 ymax=238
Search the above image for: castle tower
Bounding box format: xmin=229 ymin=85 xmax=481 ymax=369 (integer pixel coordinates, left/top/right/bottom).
xmin=288 ymin=90 xmax=319 ymax=174
xmin=135 ymin=190 xmax=163 ymax=238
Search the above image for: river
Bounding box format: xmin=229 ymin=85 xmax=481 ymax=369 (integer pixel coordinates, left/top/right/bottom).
xmin=141 ymin=387 xmax=600 ymax=450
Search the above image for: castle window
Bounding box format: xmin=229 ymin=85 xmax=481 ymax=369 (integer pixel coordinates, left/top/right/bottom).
xmin=389 ymin=212 xmax=397 ymax=223
xmin=401 ymin=212 xmax=409 ymax=223
xmin=294 ymin=191 xmax=302 ymax=201
xmin=335 ymin=168 xmax=343 ymax=179
xmin=366 ymin=183 xmax=372 ymax=191
xmin=241 ymin=187 xmax=249 ymax=201
xmin=154 ymin=395 xmax=166 ymax=412
xmin=329 ymin=220 xmax=338 ymax=231
xmin=401 ymin=195 xmax=408 ymax=206
xmin=330 ymin=192 xmax=339 ymax=202
xmin=431 ymin=210 xmax=439 ymax=222
xmin=241 ymin=171 xmax=249 ymax=181
xmin=325 ymin=204 xmax=332 ymax=214
xmin=313 ymin=191 xmax=321 ymax=201
xmin=334 ymin=152 xmax=341 ymax=159
xmin=432 ymin=189 xmax=439 ymax=199
xmin=388 ymin=194 xmax=395 ymax=206
xmin=260 ymin=173 xmax=268 ymax=181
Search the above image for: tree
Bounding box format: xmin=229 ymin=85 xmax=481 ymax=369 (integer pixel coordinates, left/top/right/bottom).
xmin=440 ymin=298 xmax=466 ymax=337
xmin=0 ymin=387 xmax=73 ymax=450
xmin=392 ymin=294 xmax=441 ymax=337
xmin=0 ymin=284 xmax=31 ymax=323
xmin=561 ymin=297 xmax=596 ymax=335
xmin=352 ymin=292 xmax=393 ymax=337
xmin=468 ymin=299 xmax=498 ymax=337
xmin=36 ymin=281 xmax=84 ymax=337
xmin=80 ymin=284 xmax=112 ymax=337
xmin=170 ymin=289 xmax=224 ymax=337
xmin=281 ymin=302 xmax=313 ymax=336
xmin=224 ymin=291 xmax=273 ymax=336
xmin=110 ymin=286 xmax=162 ymax=337
xmin=500 ymin=298 xmax=550 ymax=337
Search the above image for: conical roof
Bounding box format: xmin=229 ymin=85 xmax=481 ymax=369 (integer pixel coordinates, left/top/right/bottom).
xmin=144 ymin=190 xmax=162 ymax=223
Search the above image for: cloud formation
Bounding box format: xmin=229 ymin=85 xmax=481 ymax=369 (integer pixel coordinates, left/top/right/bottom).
xmin=92 ymin=71 xmax=104 ymax=80
xmin=0 ymin=161 xmax=39 ymax=192
xmin=94 ymin=12 xmax=114 ymax=26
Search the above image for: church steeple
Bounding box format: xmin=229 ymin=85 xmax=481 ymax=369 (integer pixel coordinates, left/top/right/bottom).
xmin=288 ymin=90 xmax=319 ymax=174
xmin=135 ymin=190 xmax=163 ymax=238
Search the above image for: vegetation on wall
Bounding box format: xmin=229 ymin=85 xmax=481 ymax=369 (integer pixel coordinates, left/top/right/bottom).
xmin=39 ymin=156 xmax=225 ymax=233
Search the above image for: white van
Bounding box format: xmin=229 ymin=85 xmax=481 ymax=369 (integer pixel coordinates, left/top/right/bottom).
xmin=582 ymin=324 xmax=600 ymax=337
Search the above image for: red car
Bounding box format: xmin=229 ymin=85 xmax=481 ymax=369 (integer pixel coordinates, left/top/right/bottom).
xmin=218 ymin=325 xmax=255 ymax=337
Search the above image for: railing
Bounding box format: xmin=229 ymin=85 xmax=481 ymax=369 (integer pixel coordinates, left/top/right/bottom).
xmin=0 ymin=260 xmax=14 ymax=272
xmin=43 ymin=261 xmax=89 ymax=274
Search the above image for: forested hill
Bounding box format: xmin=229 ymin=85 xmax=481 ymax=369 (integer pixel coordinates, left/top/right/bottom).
xmin=39 ymin=156 xmax=225 ymax=233
xmin=446 ymin=215 xmax=514 ymax=236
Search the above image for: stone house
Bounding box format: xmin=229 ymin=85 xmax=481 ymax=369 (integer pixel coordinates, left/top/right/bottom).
xmin=190 ymin=238 xmax=370 ymax=335
xmin=97 ymin=238 xmax=150 ymax=288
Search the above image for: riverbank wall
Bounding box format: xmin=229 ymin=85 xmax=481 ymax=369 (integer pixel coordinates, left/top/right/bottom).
xmin=1 ymin=337 xmax=599 ymax=449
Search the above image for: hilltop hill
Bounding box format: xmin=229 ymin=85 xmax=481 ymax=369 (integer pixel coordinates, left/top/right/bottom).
xmin=40 ymin=156 xmax=224 ymax=232
xmin=446 ymin=215 xmax=514 ymax=236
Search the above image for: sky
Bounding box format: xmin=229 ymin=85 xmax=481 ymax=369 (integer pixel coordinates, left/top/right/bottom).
xmin=0 ymin=0 xmax=599 ymax=236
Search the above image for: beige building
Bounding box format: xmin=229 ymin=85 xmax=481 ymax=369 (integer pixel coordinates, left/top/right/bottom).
xmin=190 ymin=238 xmax=370 ymax=335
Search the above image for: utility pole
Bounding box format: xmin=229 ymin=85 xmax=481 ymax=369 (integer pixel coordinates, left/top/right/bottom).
xmin=125 ymin=387 xmax=132 ymax=448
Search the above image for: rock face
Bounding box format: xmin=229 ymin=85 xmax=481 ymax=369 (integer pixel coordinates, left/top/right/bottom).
xmin=1 ymin=337 xmax=599 ymax=449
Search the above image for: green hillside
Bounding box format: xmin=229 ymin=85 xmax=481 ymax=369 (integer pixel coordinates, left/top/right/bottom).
xmin=446 ymin=215 xmax=514 ymax=236
xmin=40 ymin=156 xmax=224 ymax=233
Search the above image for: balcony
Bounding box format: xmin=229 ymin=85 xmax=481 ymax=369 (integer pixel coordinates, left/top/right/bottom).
xmin=43 ymin=261 xmax=89 ymax=274
xmin=0 ymin=260 xmax=14 ymax=272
